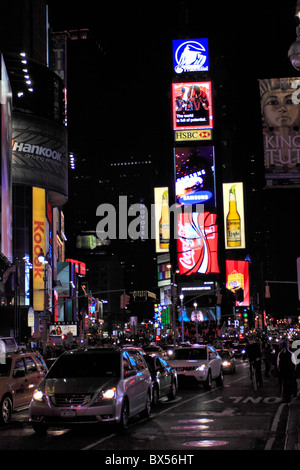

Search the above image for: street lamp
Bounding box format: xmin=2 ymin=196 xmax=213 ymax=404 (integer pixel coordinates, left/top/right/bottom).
xmin=166 ymin=263 xmax=179 ymax=346
xmin=180 ymin=293 xmax=184 ymax=342
xmin=38 ymin=249 xmax=50 ymax=356
xmin=193 ymin=302 xmax=199 ymax=340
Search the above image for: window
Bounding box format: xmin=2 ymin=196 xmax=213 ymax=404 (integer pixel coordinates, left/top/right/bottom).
xmin=13 ymin=358 xmax=25 ymax=377
xmin=34 ymin=355 xmax=47 ymax=371
xmin=24 ymin=356 xmax=37 ymax=374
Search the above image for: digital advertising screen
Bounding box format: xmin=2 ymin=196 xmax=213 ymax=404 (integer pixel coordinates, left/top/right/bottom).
xmin=1 ymin=55 xmax=13 ymax=263
xmin=226 ymin=260 xmax=250 ymax=307
xmin=172 ymin=38 xmax=209 ymax=74
xmin=177 ymin=211 xmax=219 ymax=275
xmin=172 ymin=81 xmax=213 ymax=131
xmin=222 ymin=182 xmax=245 ymax=249
xmin=175 ymin=146 xmax=216 ymax=206
xmin=154 ymin=187 xmax=170 ymax=253
xmin=178 ymin=306 xmax=217 ymax=323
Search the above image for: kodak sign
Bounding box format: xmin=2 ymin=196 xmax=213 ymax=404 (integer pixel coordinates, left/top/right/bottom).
xmin=32 ymin=187 xmax=46 ymax=311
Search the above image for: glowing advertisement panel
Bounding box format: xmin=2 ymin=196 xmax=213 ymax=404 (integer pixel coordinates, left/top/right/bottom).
xmin=172 ymin=82 xmax=213 ymax=131
xmin=222 ymin=182 xmax=245 ymax=249
xmin=173 ymin=38 xmax=209 ymax=74
xmin=32 ymin=187 xmax=46 ymax=311
xmin=175 ymin=146 xmax=216 ymax=206
xmin=177 ymin=211 xmax=219 ymax=275
xmin=226 ymin=260 xmax=250 ymax=307
xmin=259 ymin=78 xmax=300 ymax=187
xmin=154 ymin=187 xmax=170 ymax=253
xmin=178 ymin=306 xmax=218 ymax=323
xmin=1 ymin=55 xmax=13 ymax=262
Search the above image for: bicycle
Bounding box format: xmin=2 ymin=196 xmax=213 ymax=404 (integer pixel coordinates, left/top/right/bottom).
xmin=249 ymin=361 xmax=259 ymax=391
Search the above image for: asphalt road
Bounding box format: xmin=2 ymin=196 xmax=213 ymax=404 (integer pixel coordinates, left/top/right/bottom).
xmin=0 ymin=359 xmax=290 ymax=458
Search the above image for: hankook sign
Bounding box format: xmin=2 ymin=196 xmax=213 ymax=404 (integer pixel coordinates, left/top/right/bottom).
xmin=12 ymin=112 xmax=68 ymax=205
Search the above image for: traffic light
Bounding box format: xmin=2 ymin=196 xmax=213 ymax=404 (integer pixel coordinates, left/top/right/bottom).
xmin=120 ymin=293 xmax=130 ymax=308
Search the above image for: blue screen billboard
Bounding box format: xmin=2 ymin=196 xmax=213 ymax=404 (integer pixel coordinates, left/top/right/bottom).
xmin=173 ymin=38 xmax=209 ymax=74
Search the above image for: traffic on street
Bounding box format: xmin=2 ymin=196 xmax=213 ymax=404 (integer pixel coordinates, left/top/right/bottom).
xmin=1 ymin=327 xmax=299 ymax=454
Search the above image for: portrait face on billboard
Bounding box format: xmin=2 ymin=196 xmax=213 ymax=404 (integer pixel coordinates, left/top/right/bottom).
xmin=172 ymin=82 xmax=213 ymax=130
xmin=259 ymin=78 xmax=300 ymax=186
xmin=175 ymin=146 xmax=215 ymax=206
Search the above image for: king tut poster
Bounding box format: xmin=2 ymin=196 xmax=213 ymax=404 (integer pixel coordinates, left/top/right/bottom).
xmin=259 ymin=78 xmax=300 ymax=187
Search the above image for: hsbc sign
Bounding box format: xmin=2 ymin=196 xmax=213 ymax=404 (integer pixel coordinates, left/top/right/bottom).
xmin=175 ymin=129 xmax=212 ymax=142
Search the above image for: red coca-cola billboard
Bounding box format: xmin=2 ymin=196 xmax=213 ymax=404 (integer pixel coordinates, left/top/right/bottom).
xmin=177 ymin=211 xmax=219 ymax=275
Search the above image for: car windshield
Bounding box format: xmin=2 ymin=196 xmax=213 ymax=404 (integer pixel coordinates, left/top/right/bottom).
xmin=46 ymin=352 xmax=120 ymax=378
xmin=173 ymin=348 xmax=207 ymax=360
xmin=0 ymin=358 xmax=12 ymax=377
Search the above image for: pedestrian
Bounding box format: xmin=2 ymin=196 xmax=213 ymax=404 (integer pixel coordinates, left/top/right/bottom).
xmin=262 ymin=342 xmax=272 ymax=377
xmin=246 ymin=336 xmax=263 ymax=387
xmin=277 ymin=340 xmax=296 ymax=405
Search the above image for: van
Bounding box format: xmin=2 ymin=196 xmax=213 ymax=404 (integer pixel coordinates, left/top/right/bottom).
xmin=29 ymin=346 xmax=152 ymax=434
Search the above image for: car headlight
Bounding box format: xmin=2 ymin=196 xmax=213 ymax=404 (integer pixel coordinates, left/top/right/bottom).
xmin=222 ymin=361 xmax=231 ymax=366
xmin=32 ymin=389 xmax=45 ymax=402
xmin=93 ymin=387 xmax=117 ymax=405
xmin=196 ymin=364 xmax=206 ymax=371
xmin=102 ymin=388 xmax=116 ymax=400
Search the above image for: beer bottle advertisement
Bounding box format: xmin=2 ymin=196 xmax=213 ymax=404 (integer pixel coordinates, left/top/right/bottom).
xmin=222 ymin=182 xmax=245 ymax=249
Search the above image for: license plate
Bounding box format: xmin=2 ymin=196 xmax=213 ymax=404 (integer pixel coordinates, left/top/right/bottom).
xmin=61 ymin=410 xmax=76 ymax=417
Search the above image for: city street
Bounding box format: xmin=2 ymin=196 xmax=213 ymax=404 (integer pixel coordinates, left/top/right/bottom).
xmin=0 ymin=359 xmax=291 ymax=453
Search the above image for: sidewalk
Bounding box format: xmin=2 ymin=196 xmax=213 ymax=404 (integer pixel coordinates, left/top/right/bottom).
xmin=285 ymin=398 xmax=300 ymax=450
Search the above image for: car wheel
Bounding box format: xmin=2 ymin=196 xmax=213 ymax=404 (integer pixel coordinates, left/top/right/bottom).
xmin=140 ymin=391 xmax=151 ymax=418
xmin=204 ymin=370 xmax=212 ymax=390
xmin=119 ymin=398 xmax=129 ymax=430
xmin=152 ymin=385 xmax=159 ymax=406
xmin=215 ymin=369 xmax=224 ymax=387
xmin=168 ymin=380 xmax=177 ymax=400
xmin=32 ymin=423 xmax=48 ymax=435
xmin=0 ymin=396 xmax=12 ymax=425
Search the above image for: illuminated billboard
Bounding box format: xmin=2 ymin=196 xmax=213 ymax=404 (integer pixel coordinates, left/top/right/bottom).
xmin=175 ymin=146 xmax=215 ymax=206
xmin=226 ymin=260 xmax=250 ymax=307
xmin=154 ymin=187 xmax=170 ymax=253
xmin=174 ymin=128 xmax=212 ymax=142
xmin=222 ymin=182 xmax=245 ymax=249
xmin=1 ymin=55 xmax=13 ymax=262
xmin=32 ymin=187 xmax=46 ymax=311
xmin=172 ymin=39 xmax=209 ymax=74
xmin=178 ymin=306 xmax=218 ymax=323
xmin=177 ymin=211 xmax=219 ymax=275
xmin=259 ymin=78 xmax=300 ymax=187
xmin=12 ymin=112 xmax=68 ymax=206
xmin=172 ymin=82 xmax=213 ymax=131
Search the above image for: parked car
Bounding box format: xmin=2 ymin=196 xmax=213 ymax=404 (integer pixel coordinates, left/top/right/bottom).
xmin=169 ymin=345 xmax=223 ymax=389
xmin=29 ymin=346 xmax=152 ymax=435
xmin=0 ymin=351 xmax=47 ymax=424
xmin=143 ymin=353 xmax=177 ymax=405
xmin=217 ymin=349 xmax=236 ymax=374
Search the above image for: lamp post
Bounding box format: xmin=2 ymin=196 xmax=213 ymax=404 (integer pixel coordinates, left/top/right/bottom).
xmin=166 ymin=263 xmax=179 ymax=346
xmin=180 ymin=293 xmax=184 ymax=342
xmin=193 ymin=302 xmax=198 ymax=340
xmin=38 ymin=249 xmax=49 ymax=356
